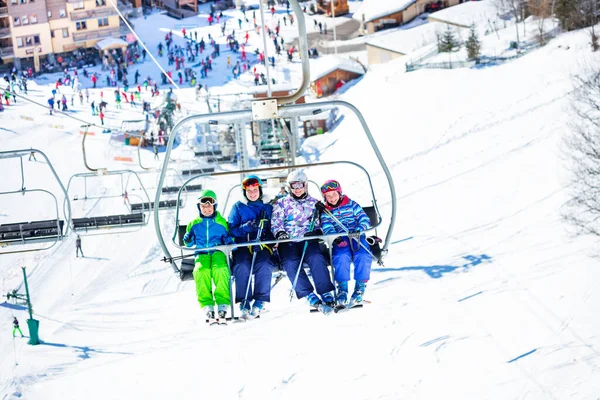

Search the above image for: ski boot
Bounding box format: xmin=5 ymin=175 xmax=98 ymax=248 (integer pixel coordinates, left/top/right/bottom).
xmin=335 ymin=281 xmax=348 ymax=307
xmin=306 ymin=293 xmax=333 ymax=316
xmin=320 ymin=291 xmax=336 ymax=308
xmin=248 ymin=300 xmax=264 ymax=319
xmin=216 ymin=304 xmax=228 ymax=325
xmin=204 ymin=306 xmax=217 ymax=325
xmin=348 ymin=281 xmax=367 ymax=308
xmin=239 ymin=301 xmax=251 ymax=320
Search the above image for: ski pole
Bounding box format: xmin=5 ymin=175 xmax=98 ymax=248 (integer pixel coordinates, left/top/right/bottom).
xmin=242 ymin=219 xmax=264 ymax=309
xmin=289 ymin=240 xmax=309 ymax=302
xmin=319 ymin=204 xmax=384 ymax=266
xmin=289 ymin=209 xmax=319 ymax=302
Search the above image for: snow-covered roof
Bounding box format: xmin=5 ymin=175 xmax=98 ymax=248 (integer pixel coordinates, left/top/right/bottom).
xmin=121 ymin=120 xmax=149 ymax=132
xmin=367 ymin=22 xmax=464 ymax=56
xmin=353 ymin=0 xmax=417 ymax=23
xmin=94 ymin=37 xmax=128 ymax=51
xmin=428 ymin=0 xmax=500 ymax=30
xmin=310 ymin=57 xmax=365 ymax=82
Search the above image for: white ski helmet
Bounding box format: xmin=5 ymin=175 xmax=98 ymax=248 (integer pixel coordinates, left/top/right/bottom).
xmin=287 ymin=169 xmax=307 ymax=184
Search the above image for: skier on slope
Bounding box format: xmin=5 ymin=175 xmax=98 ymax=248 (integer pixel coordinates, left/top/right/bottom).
xmin=227 ymin=175 xmax=277 ymax=319
xmin=317 ymin=180 xmax=371 ymax=307
xmin=183 ymin=190 xmax=234 ymax=320
xmin=12 ymin=317 xmax=24 ymax=337
xmin=271 ymin=170 xmax=335 ymax=313
xmin=75 ymin=234 xmax=84 ymax=257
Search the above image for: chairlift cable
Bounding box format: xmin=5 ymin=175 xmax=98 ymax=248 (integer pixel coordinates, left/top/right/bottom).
xmin=106 ymin=0 xmax=181 ymax=90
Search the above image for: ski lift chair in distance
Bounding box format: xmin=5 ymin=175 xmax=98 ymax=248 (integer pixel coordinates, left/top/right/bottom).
xmin=0 ymin=149 xmax=72 ymax=255
xmin=153 ymin=0 xmax=397 ymax=320
xmin=71 ymin=126 xmax=152 ymax=235
xmin=65 ymin=170 xmax=152 ymax=235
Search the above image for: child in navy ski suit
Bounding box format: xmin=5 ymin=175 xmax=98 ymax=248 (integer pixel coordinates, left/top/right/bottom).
xmin=319 ymin=180 xmax=372 ymax=306
xmin=227 ymin=175 xmax=277 ymax=318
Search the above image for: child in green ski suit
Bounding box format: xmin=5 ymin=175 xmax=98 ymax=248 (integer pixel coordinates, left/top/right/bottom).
xmin=183 ymin=190 xmax=234 ymax=319
xmin=13 ymin=317 xmax=23 ymax=337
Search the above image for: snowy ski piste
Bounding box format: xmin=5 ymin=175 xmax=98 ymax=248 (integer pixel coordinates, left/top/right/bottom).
xmin=1 ymin=0 xmax=600 ymax=398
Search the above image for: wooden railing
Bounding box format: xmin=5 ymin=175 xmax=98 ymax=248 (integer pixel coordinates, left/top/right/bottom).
xmin=70 ymin=7 xmax=118 ymax=21
xmin=72 ymin=26 xmax=119 ymax=42
xmin=0 ymin=45 xmax=14 ymax=57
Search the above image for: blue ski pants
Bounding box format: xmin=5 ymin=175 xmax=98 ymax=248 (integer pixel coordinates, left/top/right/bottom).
xmin=332 ymin=236 xmax=372 ymax=282
xmin=232 ymin=247 xmax=276 ymax=304
xmin=278 ymin=240 xmax=335 ymax=299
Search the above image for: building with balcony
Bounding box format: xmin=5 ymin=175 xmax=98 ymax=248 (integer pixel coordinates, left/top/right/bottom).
xmin=0 ymin=0 xmax=130 ymax=70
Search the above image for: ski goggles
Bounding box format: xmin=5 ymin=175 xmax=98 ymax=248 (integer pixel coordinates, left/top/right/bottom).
xmin=242 ymin=178 xmax=261 ymax=189
xmin=198 ymin=197 xmax=217 ymax=206
xmin=321 ymin=181 xmax=340 ymax=193
xmin=289 ymin=181 xmax=306 ymax=190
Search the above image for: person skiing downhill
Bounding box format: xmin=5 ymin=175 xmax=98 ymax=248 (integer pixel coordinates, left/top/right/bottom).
xmin=183 ymin=190 xmax=234 ymax=320
xmin=271 ymin=170 xmax=335 ymax=314
xmin=318 ymin=180 xmax=372 ymax=307
xmin=228 ymin=175 xmax=277 ymax=319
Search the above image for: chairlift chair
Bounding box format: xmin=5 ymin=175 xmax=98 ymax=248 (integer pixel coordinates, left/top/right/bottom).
xmin=65 ymin=170 xmax=152 ymax=236
xmin=153 ymin=0 xmax=397 ymax=321
xmin=0 ymin=149 xmax=72 ymax=255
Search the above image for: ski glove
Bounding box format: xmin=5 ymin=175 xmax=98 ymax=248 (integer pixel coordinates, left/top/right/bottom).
xmin=304 ymin=228 xmax=323 ymax=238
xmin=315 ymin=201 xmax=327 ymax=212
xmin=276 ymin=231 xmax=290 ymax=240
xmin=348 ymin=230 xmax=361 ymax=241
xmin=333 ymin=237 xmax=348 ymax=247
xmin=241 ymin=219 xmax=258 ymax=233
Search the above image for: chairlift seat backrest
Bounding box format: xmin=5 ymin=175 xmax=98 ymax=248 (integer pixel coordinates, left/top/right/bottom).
xmin=162 ymin=184 xmax=203 ymax=194
xmin=194 ymin=150 xmax=223 ymax=157
xmin=130 ymin=199 xmax=181 ymax=212
xmin=362 ymin=205 xmax=380 ymax=227
xmin=181 ymin=167 xmax=215 ymax=175
xmin=0 ymin=219 xmax=64 ymax=242
xmin=72 ymin=214 xmax=145 ymax=230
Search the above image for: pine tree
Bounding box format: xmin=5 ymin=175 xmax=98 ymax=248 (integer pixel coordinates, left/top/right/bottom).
xmin=439 ymin=26 xmax=460 ymax=53
xmin=465 ymin=24 xmax=481 ymax=61
xmin=553 ymin=0 xmax=570 ymax=30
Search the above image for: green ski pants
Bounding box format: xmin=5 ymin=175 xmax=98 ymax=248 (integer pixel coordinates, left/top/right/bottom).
xmin=13 ymin=327 xmax=23 ymax=337
xmin=193 ymin=251 xmax=231 ymax=308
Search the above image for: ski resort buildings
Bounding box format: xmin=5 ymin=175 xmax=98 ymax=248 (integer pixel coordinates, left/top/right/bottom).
xmin=0 ymin=0 xmax=138 ymax=71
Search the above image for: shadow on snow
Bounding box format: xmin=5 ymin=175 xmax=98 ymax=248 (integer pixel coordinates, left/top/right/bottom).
xmin=372 ymin=254 xmax=492 ymax=279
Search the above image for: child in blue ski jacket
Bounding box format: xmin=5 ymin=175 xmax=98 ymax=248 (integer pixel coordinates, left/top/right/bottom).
xmin=227 ymin=175 xmax=277 ymax=319
xmin=183 ymin=189 xmax=234 ymax=320
xmin=318 ymin=179 xmax=372 ymax=306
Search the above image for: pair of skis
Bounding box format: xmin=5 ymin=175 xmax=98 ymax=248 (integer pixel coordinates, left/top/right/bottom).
xmin=309 ymin=301 xmax=367 ymax=314
xmin=206 ymin=317 xmax=228 ymax=326
xmin=205 ymin=314 xmax=262 ymax=326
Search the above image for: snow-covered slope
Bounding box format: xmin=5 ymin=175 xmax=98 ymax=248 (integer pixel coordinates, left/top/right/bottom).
xmin=2 ymin=14 xmax=600 ymax=400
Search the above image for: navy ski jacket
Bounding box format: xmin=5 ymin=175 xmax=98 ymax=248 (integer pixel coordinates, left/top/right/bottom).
xmin=227 ymin=197 xmax=274 ymax=244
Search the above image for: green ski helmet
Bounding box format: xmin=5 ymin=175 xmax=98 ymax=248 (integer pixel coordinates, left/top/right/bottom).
xmin=197 ymin=189 xmax=218 ymax=212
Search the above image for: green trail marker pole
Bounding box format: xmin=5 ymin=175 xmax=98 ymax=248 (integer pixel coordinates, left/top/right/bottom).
xmin=22 ymin=267 xmax=40 ymax=345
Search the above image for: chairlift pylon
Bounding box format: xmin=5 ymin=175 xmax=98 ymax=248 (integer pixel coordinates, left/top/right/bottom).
xmin=0 ymin=149 xmax=72 ymax=254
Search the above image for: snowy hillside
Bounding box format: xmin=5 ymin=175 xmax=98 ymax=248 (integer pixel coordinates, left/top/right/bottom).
xmin=2 ymin=5 xmax=600 ymax=399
